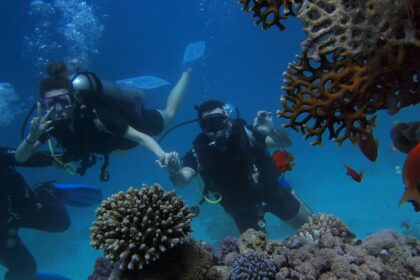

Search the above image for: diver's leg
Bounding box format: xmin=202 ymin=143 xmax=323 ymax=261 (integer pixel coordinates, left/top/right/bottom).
xmin=1 ymin=234 xmax=37 ymax=280
xmin=158 ymin=70 xmax=191 ymax=130
xmin=265 ymin=187 xmax=312 ymax=230
xmin=21 ymin=183 xmax=71 ymax=232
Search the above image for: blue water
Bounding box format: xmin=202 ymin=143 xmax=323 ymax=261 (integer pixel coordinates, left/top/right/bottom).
xmin=0 ymin=0 xmax=419 ymax=279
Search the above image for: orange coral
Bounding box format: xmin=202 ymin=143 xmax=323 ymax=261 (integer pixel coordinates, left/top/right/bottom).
xmin=279 ymin=42 xmax=420 ymax=147
xmin=239 ymin=0 xmax=295 ymax=30
xmin=295 ymin=0 xmax=420 ymax=60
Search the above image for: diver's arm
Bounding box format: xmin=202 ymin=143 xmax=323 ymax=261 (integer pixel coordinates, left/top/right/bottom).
xmin=15 ymin=139 xmax=43 ymax=163
xmin=124 ymin=126 xmax=166 ymax=159
xmin=16 ymin=103 xmax=54 ymax=162
xmin=265 ymin=129 xmax=292 ymax=148
xmin=170 ymin=167 xmax=196 ymax=188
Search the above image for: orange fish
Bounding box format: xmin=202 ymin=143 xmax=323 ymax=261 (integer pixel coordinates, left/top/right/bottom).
xmin=343 ymin=163 xmax=364 ymax=183
xmin=398 ymin=143 xmax=420 ymax=211
xmin=357 ymin=133 xmax=379 ymax=162
xmin=272 ymin=150 xmax=294 ymax=173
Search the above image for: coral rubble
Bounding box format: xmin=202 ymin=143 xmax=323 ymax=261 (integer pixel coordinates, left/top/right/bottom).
xmin=90 ymin=184 xmax=194 ymax=271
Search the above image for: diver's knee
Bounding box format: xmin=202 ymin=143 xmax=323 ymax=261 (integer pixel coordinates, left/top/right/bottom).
xmin=283 ymin=196 xmax=313 ymax=230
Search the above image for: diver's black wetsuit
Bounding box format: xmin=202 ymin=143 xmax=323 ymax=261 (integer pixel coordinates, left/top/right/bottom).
xmin=39 ymin=94 xmax=164 ymax=179
xmin=182 ymin=120 xmax=301 ymax=233
xmin=0 ymin=148 xmax=70 ymax=280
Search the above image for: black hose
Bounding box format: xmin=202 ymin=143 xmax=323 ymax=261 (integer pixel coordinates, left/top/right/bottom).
xmin=158 ymin=119 xmax=198 ymax=144
xmin=20 ymin=104 xmax=37 ymax=140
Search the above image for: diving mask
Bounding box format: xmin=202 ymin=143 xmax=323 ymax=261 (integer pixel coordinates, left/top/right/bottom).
xmin=42 ymin=92 xmax=73 ymax=120
xmin=199 ymin=113 xmax=229 ymax=133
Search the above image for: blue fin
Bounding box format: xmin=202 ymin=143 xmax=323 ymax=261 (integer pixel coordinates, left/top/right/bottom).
xmin=36 ymin=272 xmax=72 ymax=280
xmin=116 ymin=75 xmax=170 ymax=90
xmin=182 ymin=41 xmax=206 ymax=69
xmin=52 ymin=183 xmax=102 ymax=208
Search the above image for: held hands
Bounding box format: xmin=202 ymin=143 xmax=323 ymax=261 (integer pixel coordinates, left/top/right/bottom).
xmin=28 ymin=102 xmax=54 ymax=141
xmin=157 ymin=151 xmax=181 ymax=174
xmin=253 ymin=111 xmax=275 ymax=136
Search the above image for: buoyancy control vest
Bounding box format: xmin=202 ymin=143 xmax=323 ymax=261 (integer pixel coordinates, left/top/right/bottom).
xmin=192 ymin=119 xmax=280 ymax=204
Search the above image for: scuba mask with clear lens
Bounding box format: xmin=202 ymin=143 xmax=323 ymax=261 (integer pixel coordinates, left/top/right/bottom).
xmin=42 ymin=93 xmax=73 ymax=121
xmin=199 ymin=113 xmax=229 ymax=132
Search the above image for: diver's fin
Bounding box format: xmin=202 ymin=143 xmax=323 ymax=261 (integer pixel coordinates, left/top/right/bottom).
xmin=52 ymin=183 xmax=102 ymax=207
xmin=36 ymin=272 xmax=72 ymax=280
xmin=182 ymin=41 xmax=206 ymax=69
xmin=115 ymin=75 xmax=170 ymax=90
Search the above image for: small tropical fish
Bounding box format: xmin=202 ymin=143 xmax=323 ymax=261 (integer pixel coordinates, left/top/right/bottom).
xmin=272 ymin=150 xmax=294 ymax=173
xmin=343 ymin=163 xmax=364 ymax=183
xmin=398 ymin=143 xmax=420 ymax=211
xmin=400 ymin=221 xmax=410 ymax=230
xmin=357 ymin=133 xmax=379 ymax=162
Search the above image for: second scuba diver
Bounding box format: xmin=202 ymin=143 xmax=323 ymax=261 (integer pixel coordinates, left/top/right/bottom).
xmin=15 ymin=44 xmax=201 ymax=181
xmin=162 ymin=100 xmax=313 ymax=233
xmin=0 ymin=147 xmax=101 ymax=280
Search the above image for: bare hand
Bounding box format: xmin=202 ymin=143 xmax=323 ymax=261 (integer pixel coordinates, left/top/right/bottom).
xmin=253 ymin=111 xmax=274 ymax=135
xmin=29 ymin=102 xmax=54 ymax=140
xmin=157 ymin=152 xmax=181 ymax=174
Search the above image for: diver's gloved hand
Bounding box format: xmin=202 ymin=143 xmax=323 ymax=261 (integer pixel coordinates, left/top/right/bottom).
xmin=157 ymin=152 xmax=181 ymax=174
xmin=28 ymin=103 xmax=55 ymax=141
xmin=253 ymin=111 xmax=274 ymax=136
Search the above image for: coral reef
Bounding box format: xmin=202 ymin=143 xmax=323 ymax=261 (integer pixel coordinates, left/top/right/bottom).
xmin=280 ymin=42 xmax=420 ymax=149
xmin=239 ymin=0 xmax=295 ymax=30
xmin=110 ymin=241 xmax=221 ymax=280
xmin=213 ymin=236 xmax=239 ymax=264
xmin=237 ymin=229 xmax=268 ymax=254
xmin=231 ymin=252 xmax=277 ymax=280
xmin=239 ymin=0 xmax=420 ymax=158
xmin=298 ymin=213 xmax=356 ymax=245
xmin=391 ymin=122 xmax=420 ymax=153
xmin=90 ymin=184 xmax=194 ymax=271
xmin=362 ymin=230 xmax=420 ymax=278
xmin=88 ymin=257 xmax=114 ymax=280
xmin=294 ymin=0 xmax=420 ymax=60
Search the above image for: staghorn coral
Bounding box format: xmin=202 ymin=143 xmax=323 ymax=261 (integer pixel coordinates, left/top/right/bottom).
xmin=294 ymin=0 xmax=420 ymax=60
xmin=280 ymin=42 xmax=420 ymax=147
xmin=298 ymin=213 xmax=356 ymax=246
xmin=239 ymin=0 xmax=295 ymax=30
xmin=90 ymin=183 xmax=194 ymax=271
xmin=231 ymin=252 xmax=277 ymax=280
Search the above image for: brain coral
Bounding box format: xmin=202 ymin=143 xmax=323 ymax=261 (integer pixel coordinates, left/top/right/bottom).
xmin=90 ymin=183 xmax=194 ymax=271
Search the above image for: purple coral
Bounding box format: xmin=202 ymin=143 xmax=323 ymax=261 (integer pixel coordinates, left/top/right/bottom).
xmin=214 ymin=236 xmax=238 ymax=263
xmin=88 ymin=257 xmax=114 ymax=280
xmin=231 ymin=252 xmax=277 ymax=280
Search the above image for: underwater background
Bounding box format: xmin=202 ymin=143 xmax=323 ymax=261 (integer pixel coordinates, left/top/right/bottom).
xmin=0 ymin=0 xmax=419 ymax=278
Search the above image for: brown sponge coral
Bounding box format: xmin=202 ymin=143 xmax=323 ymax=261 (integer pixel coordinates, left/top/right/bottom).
xmin=90 ymin=183 xmax=194 ymax=271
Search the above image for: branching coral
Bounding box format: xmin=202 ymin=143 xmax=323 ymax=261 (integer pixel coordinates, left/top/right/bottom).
xmin=90 ymin=183 xmax=193 ymax=271
xmin=298 ymin=213 xmax=356 ymax=246
xmin=239 ymin=0 xmax=295 ymax=30
xmin=294 ymin=0 xmax=420 ymax=60
xmin=280 ymin=42 xmax=420 ymax=148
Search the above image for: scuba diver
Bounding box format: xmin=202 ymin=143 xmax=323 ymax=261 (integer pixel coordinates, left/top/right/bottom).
xmin=161 ymin=100 xmax=313 ymax=233
xmin=15 ymin=42 xmax=205 ymax=181
xmin=0 ymin=147 xmax=102 ymax=280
